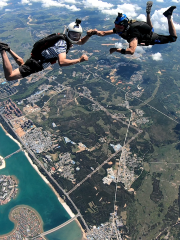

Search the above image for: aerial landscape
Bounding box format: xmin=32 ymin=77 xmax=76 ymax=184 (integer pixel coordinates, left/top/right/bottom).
xmin=0 ymin=0 xmax=180 ymax=239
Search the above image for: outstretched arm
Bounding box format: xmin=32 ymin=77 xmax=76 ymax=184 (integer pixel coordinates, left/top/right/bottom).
xmin=77 ymin=29 xmax=97 ymax=45
xmin=96 ymin=30 xmax=114 ymax=36
xmin=110 ymin=37 xmax=138 ymax=55
xmin=58 ymin=52 xmax=88 ymax=67
xmin=9 ymin=49 xmax=24 ymax=66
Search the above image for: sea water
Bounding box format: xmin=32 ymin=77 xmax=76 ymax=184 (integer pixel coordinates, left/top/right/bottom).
xmin=0 ymin=126 xmax=82 ymax=240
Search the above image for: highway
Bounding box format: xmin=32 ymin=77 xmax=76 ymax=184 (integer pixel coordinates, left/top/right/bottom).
xmin=0 ymin=113 xmax=90 ymax=233
xmin=68 ymin=130 xmax=142 ymax=195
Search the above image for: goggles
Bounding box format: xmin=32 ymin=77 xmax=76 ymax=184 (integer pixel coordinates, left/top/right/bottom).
xmin=114 ymin=14 xmax=129 ymax=27
xmin=68 ymin=31 xmax=81 ymax=42
xmin=115 ymin=24 xmax=125 ymax=29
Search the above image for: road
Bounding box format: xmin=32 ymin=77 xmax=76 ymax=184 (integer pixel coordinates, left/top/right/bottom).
xmin=0 ymin=113 xmax=90 ymax=233
xmin=68 ymin=130 xmax=142 ymax=195
xmin=35 ymin=214 xmax=80 ymax=238
xmin=78 ymin=92 xmax=140 ymax=132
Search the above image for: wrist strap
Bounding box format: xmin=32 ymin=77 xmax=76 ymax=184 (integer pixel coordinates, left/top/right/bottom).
xmin=121 ymin=48 xmax=126 ymax=54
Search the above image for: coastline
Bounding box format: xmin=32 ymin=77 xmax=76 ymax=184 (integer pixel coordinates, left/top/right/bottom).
xmin=0 ymin=204 xmax=45 ymax=239
xmin=0 ymin=123 xmax=74 ymax=217
xmin=24 ymin=151 xmax=75 ymax=218
xmin=0 ymin=123 xmax=22 ymax=150
xmin=0 ymin=155 xmax=5 ymax=170
xmin=75 ymin=219 xmax=87 ymax=240
xmin=0 ymin=123 xmax=87 ymax=238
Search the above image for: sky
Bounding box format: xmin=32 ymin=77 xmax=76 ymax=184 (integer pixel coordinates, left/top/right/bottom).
xmin=1 ymin=0 xmax=179 ymax=61
xmin=1 ymin=0 xmax=180 ymax=31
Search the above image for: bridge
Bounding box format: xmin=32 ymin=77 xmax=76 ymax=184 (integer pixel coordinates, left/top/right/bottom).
xmin=4 ymin=149 xmax=22 ymax=159
xmin=32 ymin=214 xmax=80 ymax=238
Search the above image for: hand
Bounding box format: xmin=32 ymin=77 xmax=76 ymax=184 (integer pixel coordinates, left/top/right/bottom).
xmin=80 ymin=54 xmax=88 ymax=62
xmin=96 ymin=31 xmax=103 ymax=36
xmin=110 ymin=48 xmax=117 ymax=54
xmin=87 ymin=29 xmax=97 ymax=36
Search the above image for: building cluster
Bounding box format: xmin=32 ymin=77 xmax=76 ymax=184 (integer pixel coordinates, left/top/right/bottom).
xmin=118 ymin=100 xmax=129 ymax=109
xmin=22 ymin=127 xmax=53 ymax=153
xmin=0 ymin=98 xmax=22 ymax=120
xmin=0 ymin=81 xmax=18 ymax=100
xmin=102 ymin=145 xmax=142 ymax=190
xmin=112 ymin=113 xmax=126 ymax=119
xmin=20 ymin=119 xmax=34 ymax=131
xmin=86 ymin=212 xmax=123 ymax=240
xmin=0 ymin=175 xmax=18 ymax=205
xmin=115 ymin=62 xmax=138 ymax=69
xmin=26 ymin=89 xmax=48 ymax=104
xmin=54 ymin=83 xmax=68 ymax=92
xmin=117 ymin=146 xmax=142 ymax=190
xmin=53 ymin=152 xmax=76 ymax=182
xmin=131 ymin=109 xmax=150 ymax=126
xmin=130 ymin=70 xmax=144 ymax=83
xmin=102 ymin=167 xmax=116 ymax=185
xmin=82 ymin=86 xmax=92 ymax=98
xmin=92 ymin=103 xmax=102 ymax=111
xmin=128 ymin=91 xmax=143 ymax=99
xmin=1 ymin=206 xmax=44 ymax=240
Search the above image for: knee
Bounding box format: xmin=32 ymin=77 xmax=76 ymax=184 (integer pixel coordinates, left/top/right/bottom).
xmin=6 ymin=76 xmax=12 ymax=81
xmin=170 ymin=35 xmax=177 ymax=42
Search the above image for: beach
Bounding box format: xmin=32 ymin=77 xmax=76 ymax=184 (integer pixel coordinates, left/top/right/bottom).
xmin=24 ymin=151 xmax=75 ymax=218
xmin=0 ymin=155 xmax=5 ymax=170
xmin=0 ymin=123 xmax=87 ymax=238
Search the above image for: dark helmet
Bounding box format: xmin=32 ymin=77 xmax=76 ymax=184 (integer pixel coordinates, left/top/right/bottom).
xmin=114 ymin=13 xmax=129 ymax=30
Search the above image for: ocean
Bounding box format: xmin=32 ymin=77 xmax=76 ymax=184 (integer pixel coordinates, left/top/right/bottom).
xmin=0 ymin=126 xmax=83 ymax=240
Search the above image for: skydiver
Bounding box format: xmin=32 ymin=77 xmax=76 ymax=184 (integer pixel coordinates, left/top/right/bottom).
xmin=96 ymin=2 xmax=177 ymax=55
xmin=0 ymin=19 xmax=96 ymax=81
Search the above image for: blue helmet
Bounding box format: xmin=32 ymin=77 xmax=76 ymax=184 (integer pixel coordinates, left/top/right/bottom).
xmin=114 ymin=13 xmax=129 ymax=29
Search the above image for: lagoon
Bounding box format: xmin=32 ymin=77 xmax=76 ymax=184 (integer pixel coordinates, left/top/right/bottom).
xmin=0 ymin=126 xmax=82 ymax=239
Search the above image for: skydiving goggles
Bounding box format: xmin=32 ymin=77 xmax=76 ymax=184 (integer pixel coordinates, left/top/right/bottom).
xmin=68 ymin=31 xmax=81 ymax=41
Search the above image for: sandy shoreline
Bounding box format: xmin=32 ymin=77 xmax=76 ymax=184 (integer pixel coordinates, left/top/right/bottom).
xmin=75 ymin=219 xmax=87 ymax=240
xmin=24 ymin=151 xmax=75 ymax=218
xmin=0 ymin=123 xmax=87 ymax=238
xmin=0 ymin=123 xmax=22 ymax=149
xmin=0 ymin=155 xmax=5 ymax=169
xmin=0 ymin=124 xmax=76 ymax=216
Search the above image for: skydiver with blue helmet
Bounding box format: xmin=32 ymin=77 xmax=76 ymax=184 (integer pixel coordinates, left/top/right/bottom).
xmin=96 ymin=2 xmax=177 ymax=55
xmin=0 ymin=19 xmax=97 ymax=81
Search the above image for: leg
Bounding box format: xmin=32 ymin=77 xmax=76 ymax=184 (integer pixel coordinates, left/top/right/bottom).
xmin=167 ymin=16 xmax=177 ymax=37
xmin=163 ymin=6 xmax=177 ymax=38
xmin=1 ymin=50 xmax=22 ymax=81
xmin=147 ymin=13 xmax=153 ymax=28
xmin=146 ymin=1 xmax=153 ymax=28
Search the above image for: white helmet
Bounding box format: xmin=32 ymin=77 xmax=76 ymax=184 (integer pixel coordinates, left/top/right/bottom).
xmin=66 ymin=19 xmax=83 ymax=44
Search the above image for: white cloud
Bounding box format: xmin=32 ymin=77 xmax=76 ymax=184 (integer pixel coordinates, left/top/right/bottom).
xmin=0 ymin=0 xmax=9 ymax=9
xmin=172 ymin=0 xmax=179 ymax=2
xmin=156 ymin=0 xmax=164 ymax=2
xmin=152 ymin=52 xmax=163 ymax=61
xmin=151 ymin=7 xmax=180 ymax=32
xmin=136 ymin=46 xmax=146 ymax=54
xmin=102 ymin=3 xmax=141 ymax=18
xmin=114 ymin=42 xmax=123 ymax=48
xmin=83 ymin=0 xmax=113 ymax=10
xmin=61 ymin=0 xmax=76 ymax=3
xmin=20 ymin=0 xmax=80 ymax=11
xmin=66 ymin=4 xmax=80 ymax=11
xmin=136 ymin=14 xmax=146 ymax=22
